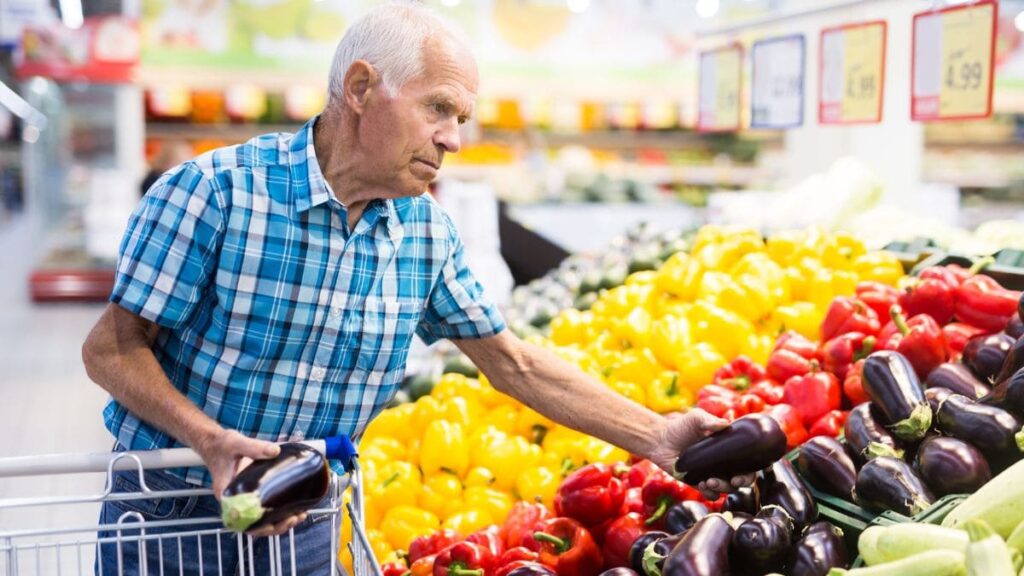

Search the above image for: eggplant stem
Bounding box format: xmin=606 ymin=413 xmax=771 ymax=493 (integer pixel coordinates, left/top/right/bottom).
xmin=890 ymin=305 xmax=910 ymax=336
xmin=644 ymin=499 xmax=670 ymax=525
xmin=889 ymin=405 xmax=932 ymax=442
xmin=1016 ymin=427 xmax=1024 ymax=452
xmin=220 ymin=492 xmax=265 ymax=533
xmin=863 ymin=441 xmax=902 ymax=461
xmin=532 ymin=532 xmax=569 ymax=554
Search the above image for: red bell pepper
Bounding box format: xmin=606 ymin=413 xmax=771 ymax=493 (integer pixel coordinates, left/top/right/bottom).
xmin=856 ymin=281 xmax=901 ymax=324
xmin=696 ymin=385 xmax=739 ymax=419
xmin=640 ymin=473 xmax=691 ymax=527
xmin=943 ymin=322 xmax=987 ymax=360
xmin=411 ymin=555 xmax=438 ymax=576
xmin=601 ymin=513 xmax=647 ymax=570
xmin=764 ymin=403 xmax=809 ymax=449
xmin=920 ymin=264 xmax=969 ymax=288
xmin=899 ymin=277 xmax=956 ymax=325
xmin=554 ymin=464 xmax=625 ymax=527
xmin=493 ymin=548 xmax=540 ymax=576
xmin=843 ymin=359 xmax=870 ymax=406
xmin=767 ymin=349 xmax=815 ymax=384
xmin=620 ymin=486 xmax=644 ymax=515
xmin=738 ymin=393 xmax=766 ymax=415
xmin=382 ymin=562 xmax=408 ymax=576
xmin=467 ymin=526 xmax=505 ymax=571
xmin=434 ymin=542 xmax=490 ymax=576
xmin=821 ymin=296 xmax=882 ymax=341
xmin=956 ymin=274 xmax=1021 ymax=333
xmin=531 ymin=518 xmax=603 ymax=576
xmin=774 ymin=330 xmax=821 ymax=360
xmin=808 ymin=409 xmax=848 ymax=438
xmin=712 ymin=355 xmax=768 ymax=391
xmin=821 ymin=332 xmax=876 ymax=381
xmin=783 ymin=367 xmax=841 ymax=428
xmin=749 ymin=380 xmax=784 ymax=405
xmin=882 ymin=306 xmax=947 ymax=380
xmin=625 ymin=460 xmax=661 ymax=489
xmin=501 ymin=502 xmax=552 ymax=550
xmin=411 ymin=529 xmax=464 ymax=564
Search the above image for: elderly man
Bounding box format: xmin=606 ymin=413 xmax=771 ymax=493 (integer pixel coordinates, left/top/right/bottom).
xmin=83 ymin=2 xmax=746 ymax=574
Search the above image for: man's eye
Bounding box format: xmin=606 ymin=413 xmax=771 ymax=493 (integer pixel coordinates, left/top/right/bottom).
xmin=433 ymin=103 xmax=448 ymax=115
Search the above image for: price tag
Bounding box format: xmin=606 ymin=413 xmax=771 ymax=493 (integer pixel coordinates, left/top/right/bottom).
xmin=698 ymin=45 xmax=743 ymax=132
xmin=751 ymin=34 xmax=805 ymax=129
xmin=912 ymin=0 xmax=996 ymax=121
xmin=819 ymin=21 xmax=886 ymax=125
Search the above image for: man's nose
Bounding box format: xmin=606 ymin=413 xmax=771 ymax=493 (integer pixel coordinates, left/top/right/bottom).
xmin=434 ymin=117 xmax=461 ymax=154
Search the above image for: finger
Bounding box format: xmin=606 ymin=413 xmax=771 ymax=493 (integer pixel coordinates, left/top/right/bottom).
xmin=236 ymin=457 xmax=254 ymax=474
xmin=731 ymin=474 xmax=756 ymax=488
xmin=232 ymin=432 xmax=280 ymax=460
xmin=705 ymin=478 xmax=729 ymax=494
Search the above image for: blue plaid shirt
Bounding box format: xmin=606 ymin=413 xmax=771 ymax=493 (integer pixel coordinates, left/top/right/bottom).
xmin=106 ymin=116 xmax=505 ymax=485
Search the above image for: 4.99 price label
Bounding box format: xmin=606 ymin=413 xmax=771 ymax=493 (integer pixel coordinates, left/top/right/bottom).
xmin=819 ymin=21 xmax=887 ymax=125
xmin=912 ymin=0 xmax=997 ymax=121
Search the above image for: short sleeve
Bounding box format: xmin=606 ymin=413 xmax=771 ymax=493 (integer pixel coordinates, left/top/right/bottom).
xmin=416 ymin=219 xmax=506 ymax=345
xmin=109 ymin=162 xmax=225 ymax=330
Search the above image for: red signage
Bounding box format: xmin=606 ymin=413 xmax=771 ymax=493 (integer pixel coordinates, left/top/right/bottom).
xmin=16 ymin=17 xmax=139 ymax=84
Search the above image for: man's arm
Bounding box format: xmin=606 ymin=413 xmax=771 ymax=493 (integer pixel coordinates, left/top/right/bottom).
xmin=454 ymin=330 xmax=750 ymax=496
xmin=81 ymin=303 xmax=301 ymax=536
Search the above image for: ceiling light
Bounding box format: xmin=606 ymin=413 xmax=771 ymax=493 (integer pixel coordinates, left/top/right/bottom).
xmin=567 ymin=0 xmax=590 ymax=14
xmin=58 ymin=0 xmax=83 ymax=29
xmin=696 ymin=0 xmax=719 ymax=19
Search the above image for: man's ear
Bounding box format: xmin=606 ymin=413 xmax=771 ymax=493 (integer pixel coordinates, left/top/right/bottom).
xmin=343 ymin=60 xmax=380 ymax=114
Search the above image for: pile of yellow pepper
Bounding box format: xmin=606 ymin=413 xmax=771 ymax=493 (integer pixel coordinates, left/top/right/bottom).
xmin=344 ymin=225 xmax=905 ymax=570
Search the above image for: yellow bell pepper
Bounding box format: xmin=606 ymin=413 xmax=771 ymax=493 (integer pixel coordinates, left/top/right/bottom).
xmin=406 ymin=437 xmax=422 ymax=468
xmin=768 ymin=301 xmax=824 ymax=341
xmin=420 ymin=420 xmax=469 ymax=477
xmin=742 ymin=333 xmax=775 ymax=366
xmin=766 ymin=230 xmax=805 ymax=266
xmin=373 ymin=461 xmax=422 ymax=510
xmin=516 ymin=407 xmax=555 ymax=444
xmin=853 ymin=252 xmax=905 ymax=286
xmin=625 ymin=270 xmax=657 ymax=286
xmin=440 ymin=396 xmax=483 ymax=429
xmin=418 ymin=473 xmax=464 ymax=518
xmin=608 ymin=348 xmax=659 ymax=386
xmin=542 ymin=427 xmax=591 ymax=472
xmin=363 ymin=403 xmax=415 ymax=444
xmin=693 ymin=230 xmax=764 ymax=271
xmin=582 ymin=438 xmax=630 ymax=465
xmin=689 ymin=301 xmax=754 ymax=359
xmin=699 ymin=272 xmax=773 ymax=323
xmin=380 ymin=506 xmax=440 ymax=551
xmin=412 ymin=396 xmax=444 ymax=434
xmin=516 ymin=466 xmax=559 ymax=508
xmin=820 ymin=231 xmax=866 ymax=270
xmin=646 ymin=371 xmax=695 ymax=414
xmin=649 ymin=314 xmax=691 ymax=369
xmin=610 ymin=307 xmax=652 ymax=350
xmin=608 ymin=379 xmax=646 ymax=406
xmin=549 ymin=309 xmax=591 ymax=346
xmin=442 ymin=508 xmax=494 ymax=534
xmin=785 ymin=266 xmax=810 ymax=301
xmin=731 ymin=252 xmax=790 ymax=303
xmin=464 ymin=466 xmax=497 ymax=488
xmin=477 ymin=373 xmax=516 ymax=409
xmin=471 ymin=430 xmax=541 ymax=490
xmin=462 ymin=486 xmax=514 ymax=522
xmin=367 ymin=529 xmax=393 ymax=562
xmin=360 ymin=437 xmax=406 ymax=463
xmin=431 ymin=373 xmax=483 ymax=405
xmin=831 ymin=269 xmax=858 ymax=298
xmin=654 ymin=252 xmax=704 ymax=300
xmin=479 ymin=404 xmax=519 ymax=434
xmin=675 ymin=342 xmax=727 ymax=392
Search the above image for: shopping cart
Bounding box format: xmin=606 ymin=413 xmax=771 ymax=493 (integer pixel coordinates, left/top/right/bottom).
xmin=0 ymin=436 xmax=384 ymax=576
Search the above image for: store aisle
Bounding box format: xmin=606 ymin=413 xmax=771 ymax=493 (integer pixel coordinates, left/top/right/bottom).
xmin=0 ymin=215 xmax=111 ymax=563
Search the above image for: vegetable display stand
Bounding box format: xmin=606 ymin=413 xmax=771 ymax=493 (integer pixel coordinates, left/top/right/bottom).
xmin=910 ymin=253 xmax=1024 ymax=291
xmin=0 ymin=436 xmax=380 ymax=576
xmin=883 ymin=238 xmax=939 ymax=274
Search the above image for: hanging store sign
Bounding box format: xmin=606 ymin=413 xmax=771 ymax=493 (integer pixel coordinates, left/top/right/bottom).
xmin=819 ymin=20 xmax=886 ymax=125
xmin=751 ymin=34 xmax=806 ymax=129
xmin=698 ymin=44 xmax=743 ymax=132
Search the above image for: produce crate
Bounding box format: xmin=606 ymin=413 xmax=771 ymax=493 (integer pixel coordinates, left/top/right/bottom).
xmin=910 ymin=253 xmax=1024 ymax=291
xmin=883 ymin=238 xmax=939 ymax=273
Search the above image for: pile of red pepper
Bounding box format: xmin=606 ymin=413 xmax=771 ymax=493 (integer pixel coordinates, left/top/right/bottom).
xmin=385 ymin=461 xmax=719 ymax=576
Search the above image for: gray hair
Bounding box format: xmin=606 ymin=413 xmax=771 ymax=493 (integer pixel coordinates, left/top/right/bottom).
xmin=326 ymin=1 xmax=468 ymax=104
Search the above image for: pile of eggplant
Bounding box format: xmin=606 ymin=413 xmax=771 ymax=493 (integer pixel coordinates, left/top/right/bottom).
xmin=795 ymin=344 xmax=1024 ymax=519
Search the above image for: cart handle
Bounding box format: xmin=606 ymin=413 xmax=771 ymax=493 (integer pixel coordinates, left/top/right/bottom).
xmin=0 ymin=436 xmax=357 ymax=478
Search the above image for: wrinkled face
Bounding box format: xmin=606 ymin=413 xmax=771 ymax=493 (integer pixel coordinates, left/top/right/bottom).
xmin=358 ymin=37 xmax=478 ymax=197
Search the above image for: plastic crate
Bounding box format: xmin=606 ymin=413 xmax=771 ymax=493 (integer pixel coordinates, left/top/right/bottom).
xmin=883 ymin=238 xmax=939 ymax=273
xmin=910 ymin=252 xmax=1024 ymax=291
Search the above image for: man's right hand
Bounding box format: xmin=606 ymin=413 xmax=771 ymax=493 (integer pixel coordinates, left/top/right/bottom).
xmin=195 ymin=429 xmax=308 ymax=537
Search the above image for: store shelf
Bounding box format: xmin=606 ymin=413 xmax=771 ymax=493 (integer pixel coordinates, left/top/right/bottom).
xmin=443 ymin=162 xmax=773 ymax=188
xmin=482 ymin=128 xmax=784 ymax=151
xmin=147 ymin=122 xmax=305 ymax=142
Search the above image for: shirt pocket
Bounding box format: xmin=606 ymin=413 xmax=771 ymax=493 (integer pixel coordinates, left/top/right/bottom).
xmin=353 ymin=298 xmax=421 ymax=374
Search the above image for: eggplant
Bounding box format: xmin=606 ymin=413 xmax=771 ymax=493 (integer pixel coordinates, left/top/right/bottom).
xmin=914 ymin=435 xmax=992 ymax=497
xmin=935 ymin=393 xmax=1024 ymax=468
xmin=996 ymin=334 xmax=1024 ymax=384
xmin=664 ymin=501 xmax=708 ymax=535
xmin=641 ymin=532 xmax=685 ymax=576
xmin=1006 ymin=315 xmax=1024 ymax=339
xmin=662 ymin=514 xmax=733 ymax=576
xmin=220 ymin=443 xmax=329 ymax=532
xmin=925 ymin=386 xmax=955 ymax=414
xmin=854 ymin=457 xmax=934 ymax=516
xmin=861 ymin=351 xmax=932 ymax=441
xmin=673 ymin=414 xmax=787 ymax=484
xmin=599 ymin=569 xmax=639 ymax=576
xmin=982 ymin=365 xmax=1024 ymax=417
xmin=758 ymin=459 xmax=818 ymax=531
xmin=1019 ymin=291 xmax=1024 ymax=326
xmin=963 ymin=333 xmax=1014 ymax=383
xmin=926 ymin=362 xmax=991 ymax=399
xmin=506 ymin=566 xmax=557 ymax=576
xmin=787 ymin=522 xmax=849 ymax=576
xmin=844 ymin=403 xmax=904 ymax=464
xmin=795 ymin=436 xmax=857 ymax=501
xmin=755 ymin=504 xmax=795 ymax=529
xmin=722 ymin=486 xmax=759 ymax=515
xmin=629 ymin=531 xmax=668 ymax=575
xmin=730 ymin=516 xmax=792 ymax=574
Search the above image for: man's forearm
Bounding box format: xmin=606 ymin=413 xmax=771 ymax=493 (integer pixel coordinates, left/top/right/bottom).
xmin=82 ymin=305 xmax=223 ymax=451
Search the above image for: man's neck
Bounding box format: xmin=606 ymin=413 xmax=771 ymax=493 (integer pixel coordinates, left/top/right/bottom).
xmin=312 ymin=111 xmax=371 ymax=230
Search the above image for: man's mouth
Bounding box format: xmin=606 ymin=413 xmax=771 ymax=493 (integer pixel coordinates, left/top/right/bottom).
xmin=414 ymin=158 xmax=440 ymax=170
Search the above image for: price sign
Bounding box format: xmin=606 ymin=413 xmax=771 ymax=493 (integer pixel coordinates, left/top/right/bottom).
xmin=751 ymin=34 xmax=805 ymax=129
xmin=698 ymin=45 xmax=743 ymax=132
xmin=912 ymin=0 xmax=996 ymax=121
xmin=819 ymin=21 xmax=886 ymax=125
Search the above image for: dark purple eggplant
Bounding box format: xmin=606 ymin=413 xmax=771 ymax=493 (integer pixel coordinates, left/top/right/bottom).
xmin=996 ymin=334 xmax=1024 ymax=384
xmin=935 ymin=393 xmax=1024 ymax=468
xmin=640 ymin=532 xmax=685 ymax=576
xmin=599 ymin=569 xmax=639 ymax=576
xmin=664 ymin=501 xmax=708 ymax=535
xmin=722 ymin=486 xmax=759 ymax=515
xmin=730 ymin=515 xmax=792 ymax=574
xmin=925 ymin=386 xmax=955 ymax=414
xmin=1006 ymin=315 xmax=1024 ymax=339
xmin=914 ymin=435 xmax=991 ymax=497
xmin=854 ymin=457 xmax=934 ymax=516
xmin=506 ymin=566 xmax=557 ymax=576
xmin=795 ymin=436 xmax=856 ymax=501
xmin=220 ymin=443 xmax=329 ymax=532
xmin=981 ymin=365 xmax=1024 ymax=417
xmin=1018 ymin=291 xmax=1024 ymax=326
xmin=963 ymin=333 xmax=1015 ymax=383
xmin=662 ymin=514 xmax=733 ymax=576
xmin=758 ymin=459 xmax=817 ymax=531
xmin=926 ymin=363 xmax=991 ymax=399
xmin=755 ymin=504 xmax=795 ymax=530
xmin=787 ymin=522 xmax=848 ymax=576
xmin=843 ymin=403 xmax=904 ymax=464
xmin=673 ymin=414 xmax=787 ymax=484
xmin=629 ymin=531 xmax=668 ymax=575
xmin=862 ymin=351 xmax=932 ymax=441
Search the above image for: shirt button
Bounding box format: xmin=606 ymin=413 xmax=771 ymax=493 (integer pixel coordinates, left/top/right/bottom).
xmin=311 ymin=365 xmax=326 ymax=382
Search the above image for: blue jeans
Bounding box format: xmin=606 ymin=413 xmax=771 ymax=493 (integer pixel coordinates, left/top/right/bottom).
xmin=95 ymin=466 xmax=335 ymax=575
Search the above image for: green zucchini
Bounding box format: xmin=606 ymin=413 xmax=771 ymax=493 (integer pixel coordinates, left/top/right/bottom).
xmin=826 ymin=549 xmax=965 ymax=576
xmin=943 ymin=459 xmax=1024 ymax=538
xmin=965 ymin=519 xmax=1016 ymax=576
xmin=858 ymin=524 xmax=968 ymax=566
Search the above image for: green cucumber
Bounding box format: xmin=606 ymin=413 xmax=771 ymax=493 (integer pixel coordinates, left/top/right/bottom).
xmin=965 ymin=520 xmax=1016 ymax=576
xmin=943 ymin=459 xmax=1024 ymax=538
xmin=827 ymin=549 xmax=965 ymax=576
xmin=858 ymin=524 xmax=968 ymax=566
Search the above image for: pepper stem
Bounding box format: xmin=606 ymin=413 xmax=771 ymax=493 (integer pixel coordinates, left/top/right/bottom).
xmin=968 ymin=256 xmax=996 ymax=276
xmin=644 ymin=499 xmax=670 ymax=525
xmin=854 ymin=337 xmax=876 ymax=362
xmin=533 ymin=532 xmax=570 ymax=554
xmin=448 ymin=568 xmax=484 ymax=576
xmin=720 ymin=376 xmax=749 ymax=391
xmin=890 ymin=305 xmax=910 ymax=336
